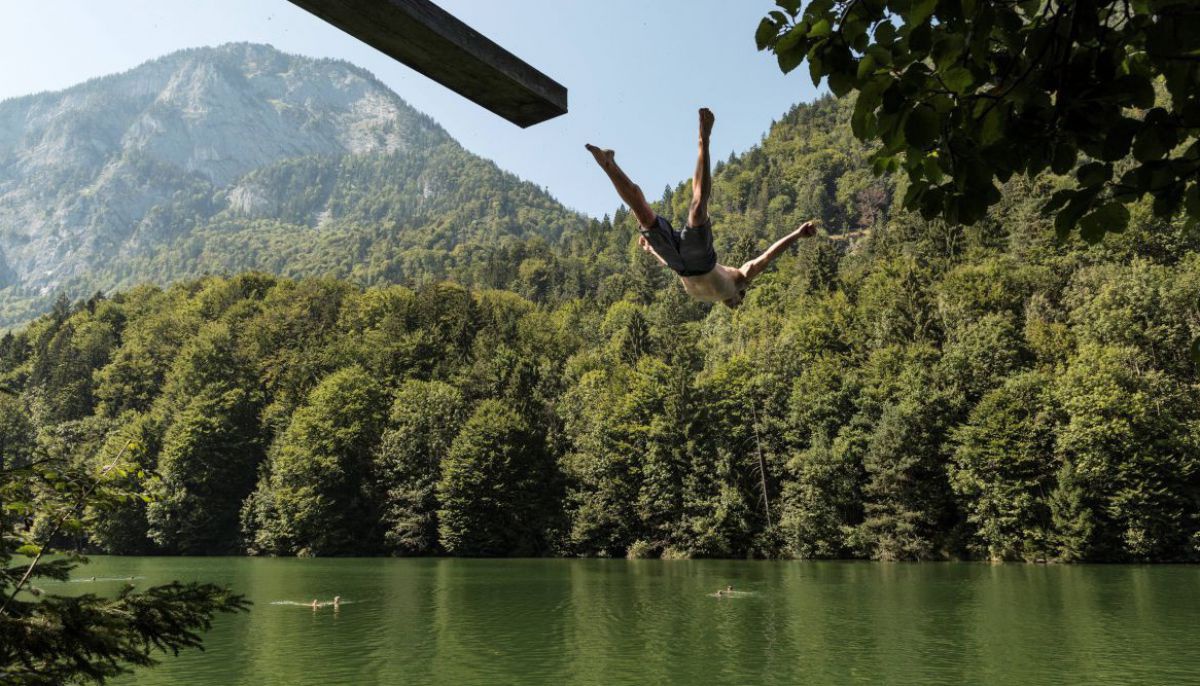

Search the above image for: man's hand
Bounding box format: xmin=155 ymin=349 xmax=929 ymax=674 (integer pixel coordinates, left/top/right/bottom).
xmin=639 ymin=235 xmax=668 ymax=267
xmin=796 ymin=220 xmax=817 ymax=238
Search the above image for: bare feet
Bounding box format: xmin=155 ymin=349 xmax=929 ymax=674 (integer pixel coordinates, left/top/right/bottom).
xmin=699 ymin=108 xmax=715 ymax=142
xmin=585 ymin=143 xmax=615 ymax=169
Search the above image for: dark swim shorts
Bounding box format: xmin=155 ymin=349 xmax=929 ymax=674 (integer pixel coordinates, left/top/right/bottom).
xmin=640 ymin=215 xmax=718 ymax=276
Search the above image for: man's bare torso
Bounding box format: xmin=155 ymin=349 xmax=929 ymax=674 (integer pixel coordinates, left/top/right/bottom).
xmin=679 ymin=264 xmax=745 ymax=304
xmin=636 ymin=233 xmax=748 ymax=307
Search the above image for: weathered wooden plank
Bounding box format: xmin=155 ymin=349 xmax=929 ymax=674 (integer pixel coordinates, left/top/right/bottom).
xmin=286 ymin=0 xmax=567 ymax=127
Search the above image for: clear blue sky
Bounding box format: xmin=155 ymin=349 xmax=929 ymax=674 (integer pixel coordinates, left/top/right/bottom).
xmin=0 ymin=1 xmax=820 ymax=218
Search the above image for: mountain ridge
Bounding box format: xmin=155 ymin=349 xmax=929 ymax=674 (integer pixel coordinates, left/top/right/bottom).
xmin=0 ymin=42 xmax=584 ymax=325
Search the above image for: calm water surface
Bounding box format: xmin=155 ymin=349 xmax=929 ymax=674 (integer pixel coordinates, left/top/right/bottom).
xmin=48 ymin=557 xmax=1200 ymax=685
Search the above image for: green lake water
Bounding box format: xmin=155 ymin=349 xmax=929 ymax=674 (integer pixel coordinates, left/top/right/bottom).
xmin=46 ymin=557 xmax=1200 ymax=685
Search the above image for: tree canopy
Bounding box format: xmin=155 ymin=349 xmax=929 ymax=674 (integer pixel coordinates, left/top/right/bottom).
xmin=0 ymin=424 xmax=248 ymax=684
xmin=757 ymin=0 xmax=1200 ymax=241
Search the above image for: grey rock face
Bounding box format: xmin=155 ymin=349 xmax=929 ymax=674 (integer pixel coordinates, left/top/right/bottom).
xmin=0 ymin=43 xmax=449 ymax=295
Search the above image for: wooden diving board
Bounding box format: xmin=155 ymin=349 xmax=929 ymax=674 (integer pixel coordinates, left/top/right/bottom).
xmin=286 ymin=0 xmax=568 ymax=127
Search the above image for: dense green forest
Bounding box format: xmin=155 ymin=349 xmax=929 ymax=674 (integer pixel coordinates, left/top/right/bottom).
xmin=4 ymin=96 xmax=1199 ymax=562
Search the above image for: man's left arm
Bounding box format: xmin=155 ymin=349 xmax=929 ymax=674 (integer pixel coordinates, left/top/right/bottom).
xmin=739 ymin=221 xmax=817 ymax=280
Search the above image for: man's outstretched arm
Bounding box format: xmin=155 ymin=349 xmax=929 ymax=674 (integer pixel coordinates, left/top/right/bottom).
xmin=738 ymin=221 xmax=817 ymax=281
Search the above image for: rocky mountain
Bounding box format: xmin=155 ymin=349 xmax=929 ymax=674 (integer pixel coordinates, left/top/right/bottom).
xmin=0 ymin=43 xmax=584 ymax=325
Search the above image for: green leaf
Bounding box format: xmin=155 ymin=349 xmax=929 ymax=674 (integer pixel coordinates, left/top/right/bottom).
xmin=871 ymin=153 xmax=898 ymax=175
xmin=877 ymin=110 xmax=906 ymax=151
xmin=1138 ymin=135 xmax=1169 ymax=165
xmin=1051 ymin=143 xmax=1077 ymax=175
xmin=1132 ymin=135 xmax=1166 ymax=163
xmin=852 ymin=94 xmax=877 ymax=138
xmin=904 ymin=105 xmax=939 ymax=149
xmin=1109 ymin=75 xmax=1156 ymax=109
xmin=941 ymin=66 xmax=974 ymax=94
xmin=899 ymin=61 xmax=931 ymax=94
xmin=774 ymin=26 xmax=808 ymax=73
xmin=866 ymin=44 xmax=893 ymax=67
xmin=907 ymin=22 xmax=933 ymax=54
xmin=1054 ymin=195 xmax=1093 ymax=238
xmin=1132 ymin=115 xmax=1175 ymax=163
xmin=1153 ymin=187 xmax=1184 ymax=218
xmin=931 ymin=34 xmax=965 ymax=71
xmin=808 ymin=51 xmax=825 ymax=86
xmin=956 ymin=190 xmax=990 ymax=225
xmin=1076 ymin=162 xmax=1113 ymax=187
xmin=875 ymin=21 xmax=897 ymax=47
xmin=776 ymin=0 xmax=801 ymax=13
xmin=924 ymin=94 xmax=953 ymax=115
xmin=903 ymin=178 xmax=930 ymax=207
xmin=756 ymin=18 xmax=779 ymax=50
xmin=1101 ymin=119 xmax=1140 ymax=161
xmin=922 ymin=187 xmax=946 ymax=220
xmin=843 ymin=14 xmax=871 ymax=45
xmin=1043 ymin=189 xmax=1074 ymax=214
xmin=979 ymin=107 xmax=1004 ymax=146
xmin=857 ymin=54 xmax=877 ymax=81
xmin=1078 ymin=202 xmax=1131 ymax=242
xmin=853 ymin=76 xmax=888 ymax=135
xmin=810 ymin=18 xmax=832 ymax=37
xmin=1185 ymin=183 xmax=1200 ymax=218
xmin=777 ymin=45 xmax=806 ymax=74
xmin=776 ymin=22 xmax=806 ymax=50
xmin=905 ymin=0 xmax=937 ymax=25
xmin=829 ymin=70 xmax=856 ymax=96
xmin=923 ymin=154 xmax=945 ymax=183
xmin=1183 ymin=101 xmax=1200 ymax=128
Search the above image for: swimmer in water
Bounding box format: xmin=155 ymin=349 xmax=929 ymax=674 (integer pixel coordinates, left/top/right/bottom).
xmin=333 ymin=596 xmax=341 ymax=610
xmin=311 ymin=599 xmax=319 ymax=610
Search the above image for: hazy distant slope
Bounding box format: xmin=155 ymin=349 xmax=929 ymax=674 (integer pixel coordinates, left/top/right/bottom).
xmin=0 ymin=43 xmax=584 ymax=324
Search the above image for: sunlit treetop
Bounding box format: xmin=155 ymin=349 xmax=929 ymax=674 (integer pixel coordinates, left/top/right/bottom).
xmin=758 ymin=0 xmax=1200 ymax=242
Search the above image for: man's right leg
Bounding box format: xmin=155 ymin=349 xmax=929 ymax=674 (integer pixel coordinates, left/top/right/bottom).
xmin=689 ymin=108 xmax=714 ymax=228
xmin=586 ymin=144 xmax=658 ymax=229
